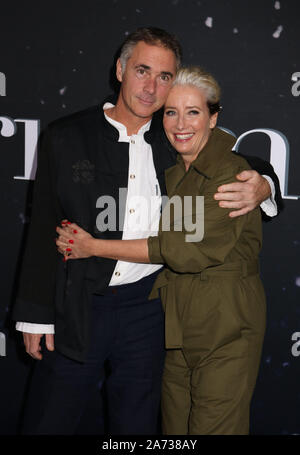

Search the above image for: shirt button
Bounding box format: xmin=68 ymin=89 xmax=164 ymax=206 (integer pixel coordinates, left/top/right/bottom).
xmin=114 ymin=271 xmax=121 ymax=277
xmin=130 ymin=174 xmax=136 ymax=179
xmin=131 ymin=139 xmax=135 ymax=144
xmin=129 ymin=208 xmax=135 ymax=214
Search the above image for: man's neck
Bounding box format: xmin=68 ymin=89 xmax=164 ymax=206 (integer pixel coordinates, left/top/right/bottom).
xmin=105 ymin=99 xmax=152 ymax=136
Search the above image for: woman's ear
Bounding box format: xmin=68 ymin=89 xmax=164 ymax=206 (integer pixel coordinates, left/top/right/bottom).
xmin=209 ymin=112 xmax=218 ymax=129
xmin=116 ymin=58 xmax=123 ymax=83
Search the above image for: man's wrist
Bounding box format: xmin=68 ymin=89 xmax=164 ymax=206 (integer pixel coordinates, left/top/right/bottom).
xmin=260 ymin=175 xmax=278 ymax=217
xmin=262 ymin=175 xmax=275 ymax=201
xmin=261 ymin=175 xmax=271 ymax=202
xmin=16 ymin=322 xmax=55 ymax=334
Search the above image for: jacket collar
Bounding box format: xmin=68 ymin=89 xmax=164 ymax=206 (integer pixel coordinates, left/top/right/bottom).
xmin=99 ymin=95 xmax=120 ymax=141
xmin=144 ymin=108 xmax=164 ymax=144
xmin=177 ymin=127 xmax=237 ymax=179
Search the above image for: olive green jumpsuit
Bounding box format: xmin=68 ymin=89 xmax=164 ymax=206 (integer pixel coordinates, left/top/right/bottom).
xmin=148 ymin=127 xmax=266 ymax=435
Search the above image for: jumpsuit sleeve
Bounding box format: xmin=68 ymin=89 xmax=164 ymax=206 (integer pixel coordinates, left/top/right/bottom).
xmin=148 ymin=163 xmax=261 ymax=274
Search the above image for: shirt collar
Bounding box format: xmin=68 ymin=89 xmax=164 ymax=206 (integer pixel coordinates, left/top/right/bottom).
xmin=103 ymin=102 xmax=151 ymax=143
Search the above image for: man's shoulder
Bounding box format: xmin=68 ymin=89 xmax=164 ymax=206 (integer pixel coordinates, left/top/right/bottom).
xmin=48 ymin=105 xmax=101 ymax=134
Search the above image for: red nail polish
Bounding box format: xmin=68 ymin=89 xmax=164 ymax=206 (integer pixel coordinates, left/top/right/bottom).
xmin=73 ymin=229 xmax=78 ymax=234
xmin=69 ymin=239 xmax=74 ymax=244
xmin=66 ymin=247 xmax=72 ymax=252
xmin=67 ymin=221 xmax=71 ymax=225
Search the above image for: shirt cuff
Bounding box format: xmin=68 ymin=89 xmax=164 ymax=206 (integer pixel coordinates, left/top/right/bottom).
xmin=16 ymin=322 xmax=55 ymax=334
xmin=260 ymin=175 xmax=278 ymax=217
xmin=147 ymin=236 xmax=163 ymax=264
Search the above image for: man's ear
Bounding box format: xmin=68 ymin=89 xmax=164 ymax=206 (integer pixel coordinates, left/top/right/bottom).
xmin=116 ymin=58 xmax=123 ymax=83
xmin=209 ymin=112 xmax=218 ymax=129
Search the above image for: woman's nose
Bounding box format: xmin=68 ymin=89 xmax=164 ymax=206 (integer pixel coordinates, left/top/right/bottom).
xmin=176 ymin=115 xmax=186 ymax=130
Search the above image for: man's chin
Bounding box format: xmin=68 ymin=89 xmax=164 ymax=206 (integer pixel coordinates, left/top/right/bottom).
xmin=134 ymin=99 xmax=161 ymax=117
xmin=134 ymin=106 xmax=157 ymax=118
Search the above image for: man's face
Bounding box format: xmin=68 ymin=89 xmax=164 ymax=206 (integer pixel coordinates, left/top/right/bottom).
xmin=116 ymin=41 xmax=177 ymax=120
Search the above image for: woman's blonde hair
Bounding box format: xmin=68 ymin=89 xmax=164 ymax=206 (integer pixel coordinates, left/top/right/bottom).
xmin=173 ymin=66 xmax=222 ymax=114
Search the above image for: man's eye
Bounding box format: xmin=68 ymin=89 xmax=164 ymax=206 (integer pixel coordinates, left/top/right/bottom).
xmin=137 ymin=68 xmax=146 ymax=75
xmin=161 ymin=74 xmax=170 ymax=82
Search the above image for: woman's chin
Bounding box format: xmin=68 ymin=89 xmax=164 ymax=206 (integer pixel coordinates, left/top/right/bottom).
xmin=174 ymin=145 xmax=193 ymax=155
xmin=176 ymin=150 xmax=192 ymax=160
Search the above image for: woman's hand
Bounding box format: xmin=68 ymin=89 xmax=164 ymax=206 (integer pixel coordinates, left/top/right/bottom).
xmin=56 ymin=220 xmax=95 ymax=261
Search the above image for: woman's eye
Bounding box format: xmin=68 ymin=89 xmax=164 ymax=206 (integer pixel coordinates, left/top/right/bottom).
xmin=189 ymin=110 xmax=200 ymax=115
xmin=165 ymin=110 xmax=176 ymax=116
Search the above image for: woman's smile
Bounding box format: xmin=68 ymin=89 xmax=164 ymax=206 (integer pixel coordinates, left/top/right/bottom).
xmin=174 ymin=133 xmax=195 ymax=142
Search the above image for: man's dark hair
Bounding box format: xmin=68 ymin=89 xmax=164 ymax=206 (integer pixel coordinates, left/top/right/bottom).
xmin=119 ymin=27 xmax=182 ymax=72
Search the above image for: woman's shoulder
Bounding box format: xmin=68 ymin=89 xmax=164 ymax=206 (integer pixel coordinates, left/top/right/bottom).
xmin=213 ymin=128 xmax=251 ymax=172
xmin=206 ymin=151 xmax=251 ymax=189
xmin=226 ymin=150 xmax=252 ymax=171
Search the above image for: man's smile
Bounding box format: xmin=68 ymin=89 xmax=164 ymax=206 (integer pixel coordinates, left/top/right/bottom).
xmin=137 ymin=95 xmax=156 ymax=105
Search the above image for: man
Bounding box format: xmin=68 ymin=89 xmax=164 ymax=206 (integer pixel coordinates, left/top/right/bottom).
xmin=13 ymin=27 xmax=281 ymax=434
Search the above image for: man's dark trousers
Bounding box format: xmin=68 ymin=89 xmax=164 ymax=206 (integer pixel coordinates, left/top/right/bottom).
xmin=21 ymin=271 xmax=165 ymax=435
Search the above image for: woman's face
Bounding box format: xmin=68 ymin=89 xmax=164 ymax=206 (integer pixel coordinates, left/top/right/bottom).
xmin=163 ymin=84 xmax=218 ymax=164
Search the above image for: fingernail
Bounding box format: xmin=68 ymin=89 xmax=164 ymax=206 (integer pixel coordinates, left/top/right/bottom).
xmin=66 ymin=247 xmax=72 ymax=252
xmin=67 ymin=221 xmax=71 ymax=225
xmin=73 ymin=229 xmax=78 ymax=234
xmin=69 ymin=239 xmax=74 ymax=244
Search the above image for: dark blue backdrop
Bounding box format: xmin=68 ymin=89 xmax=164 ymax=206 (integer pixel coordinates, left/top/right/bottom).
xmin=0 ymin=0 xmax=299 ymax=435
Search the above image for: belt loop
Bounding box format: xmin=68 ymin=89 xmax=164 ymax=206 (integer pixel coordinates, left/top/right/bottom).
xmin=200 ymin=270 xmax=208 ymax=281
xmin=241 ymin=261 xmax=247 ymax=278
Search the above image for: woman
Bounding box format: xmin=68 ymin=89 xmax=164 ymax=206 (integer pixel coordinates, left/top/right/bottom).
xmin=56 ymin=66 xmax=266 ymax=435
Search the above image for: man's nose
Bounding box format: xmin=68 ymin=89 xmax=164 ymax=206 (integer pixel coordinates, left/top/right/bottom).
xmin=144 ymin=76 xmax=157 ymax=94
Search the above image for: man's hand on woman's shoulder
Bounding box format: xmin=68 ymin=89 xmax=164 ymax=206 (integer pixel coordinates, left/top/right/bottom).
xmin=214 ymin=170 xmax=271 ymax=218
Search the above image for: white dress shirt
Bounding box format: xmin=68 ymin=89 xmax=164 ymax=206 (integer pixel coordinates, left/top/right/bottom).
xmin=104 ymin=103 xmax=163 ymax=286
